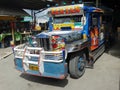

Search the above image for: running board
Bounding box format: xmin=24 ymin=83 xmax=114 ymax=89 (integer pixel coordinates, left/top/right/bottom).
xmin=91 ymin=44 xmax=105 ymax=61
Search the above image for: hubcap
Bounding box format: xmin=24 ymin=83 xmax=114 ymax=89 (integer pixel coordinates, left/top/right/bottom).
xmin=78 ymin=56 xmax=85 ymax=71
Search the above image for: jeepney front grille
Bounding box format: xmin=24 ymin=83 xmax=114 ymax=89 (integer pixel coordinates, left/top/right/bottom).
xmin=36 ymin=38 xmax=51 ymax=51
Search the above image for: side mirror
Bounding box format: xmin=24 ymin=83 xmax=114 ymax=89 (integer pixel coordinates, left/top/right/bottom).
xmin=81 ymin=16 xmax=86 ymax=25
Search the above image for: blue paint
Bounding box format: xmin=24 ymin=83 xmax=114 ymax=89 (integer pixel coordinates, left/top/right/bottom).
xmin=78 ymin=57 xmax=82 ymax=69
xmin=78 ymin=56 xmax=84 ymax=70
xmin=24 ymin=62 xmax=67 ymax=79
xmin=36 ymin=33 xmax=49 ymax=38
xmin=15 ymin=58 xmax=23 ymax=68
xmin=30 ymin=57 xmax=39 ymax=61
xmin=49 ymin=17 xmax=53 ymax=32
xmin=44 ymin=62 xmax=66 ymax=75
xmin=16 ymin=67 xmax=24 ymax=71
xmin=42 ymin=72 xmax=63 ymax=78
xmin=83 ymin=13 xmax=90 ymax=36
xmin=83 ymin=6 xmax=97 ymax=13
xmin=15 ymin=58 xmax=24 ymax=71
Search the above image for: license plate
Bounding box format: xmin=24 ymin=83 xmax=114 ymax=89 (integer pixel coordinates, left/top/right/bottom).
xmin=29 ymin=64 xmax=39 ymax=71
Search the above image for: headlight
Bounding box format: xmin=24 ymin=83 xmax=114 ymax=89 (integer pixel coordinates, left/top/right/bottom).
xmin=32 ymin=41 xmax=37 ymax=47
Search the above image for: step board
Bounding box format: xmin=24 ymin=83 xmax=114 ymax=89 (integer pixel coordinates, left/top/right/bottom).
xmin=91 ymin=44 xmax=105 ymax=61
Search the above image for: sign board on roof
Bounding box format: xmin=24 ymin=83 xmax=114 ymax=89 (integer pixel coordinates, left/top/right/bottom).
xmin=24 ymin=16 xmax=32 ymax=22
xmin=50 ymin=4 xmax=84 ymax=16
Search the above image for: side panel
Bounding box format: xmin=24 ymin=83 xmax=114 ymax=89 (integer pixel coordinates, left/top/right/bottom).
xmin=88 ymin=13 xmax=105 ymax=51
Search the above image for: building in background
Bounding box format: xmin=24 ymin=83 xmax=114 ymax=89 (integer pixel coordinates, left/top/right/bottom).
xmin=0 ymin=8 xmax=31 ymax=48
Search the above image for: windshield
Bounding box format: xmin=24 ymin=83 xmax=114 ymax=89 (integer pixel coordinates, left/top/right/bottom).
xmin=54 ymin=15 xmax=83 ymax=24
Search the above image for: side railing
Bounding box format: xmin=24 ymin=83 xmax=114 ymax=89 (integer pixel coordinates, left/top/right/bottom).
xmin=14 ymin=45 xmax=64 ymax=63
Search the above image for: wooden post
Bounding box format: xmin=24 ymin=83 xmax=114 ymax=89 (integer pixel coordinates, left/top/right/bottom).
xmin=96 ymin=0 xmax=99 ymax=7
xmin=11 ymin=21 xmax=15 ymax=45
xmin=45 ymin=23 xmax=46 ymax=30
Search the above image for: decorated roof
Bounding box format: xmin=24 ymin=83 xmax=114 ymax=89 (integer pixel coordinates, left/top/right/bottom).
xmin=49 ymin=4 xmax=104 ymax=17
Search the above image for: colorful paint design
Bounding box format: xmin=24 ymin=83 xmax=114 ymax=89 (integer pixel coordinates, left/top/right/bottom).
xmin=51 ymin=5 xmax=81 ymax=15
xmin=14 ymin=4 xmax=105 ymax=79
xmin=52 ymin=35 xmax=65 ymax=51
xmin=53 ymin=22 xmax=83 ymax=30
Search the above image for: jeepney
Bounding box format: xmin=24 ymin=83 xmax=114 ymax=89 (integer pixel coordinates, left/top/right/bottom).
xmin=14 ymin=4 xmax=105 ymax=79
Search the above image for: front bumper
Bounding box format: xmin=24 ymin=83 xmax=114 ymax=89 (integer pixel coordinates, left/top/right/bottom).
xmin=14 ymin=46 xmax=68 ymax=79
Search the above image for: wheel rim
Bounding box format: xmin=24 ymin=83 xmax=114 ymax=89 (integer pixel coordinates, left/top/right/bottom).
xmin=78 ymin=56 xmax=85 ymax=71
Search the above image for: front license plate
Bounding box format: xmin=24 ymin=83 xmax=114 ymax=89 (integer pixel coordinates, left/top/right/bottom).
xmin=29 ymin=64 xmax=39 ymax=71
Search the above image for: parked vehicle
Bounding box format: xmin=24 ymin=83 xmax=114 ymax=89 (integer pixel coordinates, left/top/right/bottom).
xmin=14 ymin=4 xmax=105 ymax=79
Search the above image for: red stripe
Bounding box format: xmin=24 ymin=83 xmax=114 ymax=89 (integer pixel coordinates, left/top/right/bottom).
xmin=22 ymin=48 xmax=27 ymax=72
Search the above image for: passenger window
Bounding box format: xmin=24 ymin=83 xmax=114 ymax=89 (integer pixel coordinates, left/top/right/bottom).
xmin=92 ymin=14 xmax=98 ymax=26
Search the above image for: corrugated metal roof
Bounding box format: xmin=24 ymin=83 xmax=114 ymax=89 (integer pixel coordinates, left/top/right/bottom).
xmin=0 ymin=0 xmax=56 ymax=10
xmin=0 ymin=8 xmax=29 ymax=16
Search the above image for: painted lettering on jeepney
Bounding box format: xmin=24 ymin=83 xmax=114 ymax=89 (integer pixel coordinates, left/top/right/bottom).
xmin=51 ymin=6 xmax=81 ymax=15
xmin=60 ymin=8 xmax=64 ymax=14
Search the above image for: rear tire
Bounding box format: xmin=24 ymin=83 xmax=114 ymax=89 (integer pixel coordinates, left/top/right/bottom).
xmin=69 ymin=52 xmax=86 ymax=79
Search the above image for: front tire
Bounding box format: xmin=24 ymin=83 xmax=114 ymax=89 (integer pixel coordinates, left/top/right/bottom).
xmin=69 ymin=52 xmax=86 ymax=79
